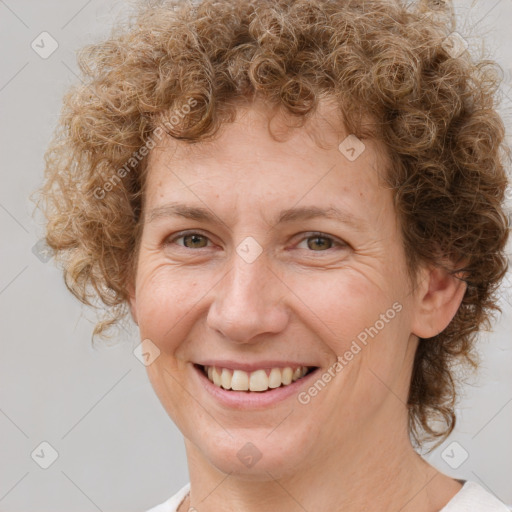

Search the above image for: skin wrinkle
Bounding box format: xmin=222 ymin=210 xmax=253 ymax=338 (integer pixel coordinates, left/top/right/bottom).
xmin=36 ymin=0 xmax=509 ymax=467
xmin=127 ymin=100 xmax=466 ymax=511
xmin=33 ymin=1 xmax=510 ymax=509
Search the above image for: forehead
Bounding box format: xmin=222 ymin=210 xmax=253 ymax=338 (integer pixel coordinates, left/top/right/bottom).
xmin=144 ymin=99 xmax=392 ymax=217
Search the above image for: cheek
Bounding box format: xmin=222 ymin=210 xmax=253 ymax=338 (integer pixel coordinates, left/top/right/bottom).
xmin=288 ymin=266 xmax=411 ymax=405
xmin=134 ymin=265 xmax=205 ymax=351
xmin=288 ymin=270 xmax=395 ymax=348
xmin=306 ymin=273 xmax=410 ymax=417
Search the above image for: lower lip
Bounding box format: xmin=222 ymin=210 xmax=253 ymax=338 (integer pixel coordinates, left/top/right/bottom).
xmin=192 ymin=364 xmax=321 ymax=409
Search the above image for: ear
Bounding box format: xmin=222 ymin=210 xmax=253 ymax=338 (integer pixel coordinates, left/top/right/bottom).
xmin=127 ymin=280 xmax=138 ymax=325
xmin=411 ymin=264 xmax=467 ymax=339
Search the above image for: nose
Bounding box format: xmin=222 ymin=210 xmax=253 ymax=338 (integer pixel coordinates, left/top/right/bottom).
xmin=206 ymin=249 xmax=289 ymax=344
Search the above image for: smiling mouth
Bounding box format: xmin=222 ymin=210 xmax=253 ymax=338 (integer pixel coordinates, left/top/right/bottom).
xmin=196 ymin=364 xmax=318 ymax=392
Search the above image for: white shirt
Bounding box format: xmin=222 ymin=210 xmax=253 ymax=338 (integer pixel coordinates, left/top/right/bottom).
xmin=144 ymin=480 xmax=512 ymax=512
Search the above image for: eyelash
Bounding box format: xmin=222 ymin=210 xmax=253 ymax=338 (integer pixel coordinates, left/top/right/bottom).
xmin=165 ymin=230 xmax=347 ymax=252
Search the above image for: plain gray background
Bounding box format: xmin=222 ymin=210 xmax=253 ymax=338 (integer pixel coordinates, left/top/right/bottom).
xmin=0 ymin=0 xmax=511 ymax=510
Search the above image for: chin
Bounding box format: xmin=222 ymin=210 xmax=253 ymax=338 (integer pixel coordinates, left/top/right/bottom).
xmin=190 ymin=424 xmax=317 ymax=480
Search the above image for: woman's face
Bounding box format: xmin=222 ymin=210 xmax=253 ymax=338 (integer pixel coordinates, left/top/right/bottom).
xmin=130 ymin=99 xmax=423 ymax=479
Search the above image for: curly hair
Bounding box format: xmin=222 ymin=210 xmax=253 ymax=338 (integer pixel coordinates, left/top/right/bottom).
xmin=36 ymin=0 xmax=510 ymax=448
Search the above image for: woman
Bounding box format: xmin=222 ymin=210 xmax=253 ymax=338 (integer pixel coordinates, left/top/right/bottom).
xmin=37 ymin=0 xmax=511 ymax=510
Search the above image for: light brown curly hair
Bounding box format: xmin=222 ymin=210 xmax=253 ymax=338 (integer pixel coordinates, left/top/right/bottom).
xmin=36 ymin=0 xmax=510 ymax=448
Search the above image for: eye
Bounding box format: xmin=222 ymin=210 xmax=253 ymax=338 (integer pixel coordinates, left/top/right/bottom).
xmin=295 ymin=232 xmax=347 ymax=252
xmin=165 ymin=231 xmax=347 ymax=252
xmin=167 ymin=231 xmax=212 ymax=249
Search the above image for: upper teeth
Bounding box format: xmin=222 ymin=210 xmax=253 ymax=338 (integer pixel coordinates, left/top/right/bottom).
xmin=205 ymin=366 xmax=309 ymax=392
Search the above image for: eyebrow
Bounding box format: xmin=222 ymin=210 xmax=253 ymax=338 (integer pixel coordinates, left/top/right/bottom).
xmin=146 ymin=202 xmax=364 ymax=229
